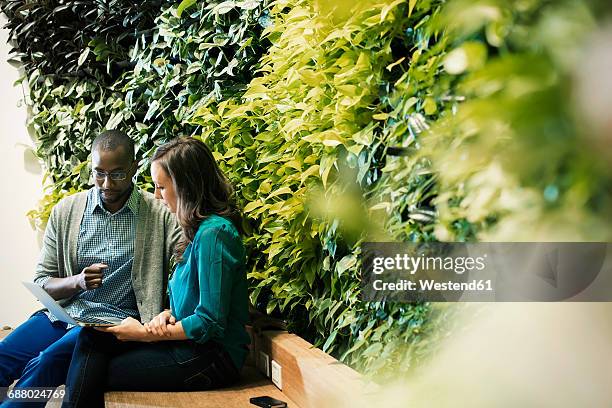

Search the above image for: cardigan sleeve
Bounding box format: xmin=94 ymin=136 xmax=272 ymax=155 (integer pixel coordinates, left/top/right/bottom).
xmin=34 ymin=204 xmax=61 ymax=288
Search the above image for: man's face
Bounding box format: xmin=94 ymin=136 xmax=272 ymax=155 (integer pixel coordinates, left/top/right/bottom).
xmin=91 ymin=147 xmax=136 ymax=208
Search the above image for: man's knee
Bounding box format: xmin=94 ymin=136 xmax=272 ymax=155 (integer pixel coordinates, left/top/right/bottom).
xmin=24 ymin=351 xmax=64 ymax=373
xmin=0 ymin=338 xmax=27 ymax=386
xmin=23 ymin=349 xmax=70 ymax=376
xmin=11 ymin=351 xmax=69 ymax=389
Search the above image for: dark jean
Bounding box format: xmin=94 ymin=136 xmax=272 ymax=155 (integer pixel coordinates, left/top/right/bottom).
xmin=0 ymin=311 xmax=80 ymax=408
xmin=62 ymin=328 xmax=241 ymax=408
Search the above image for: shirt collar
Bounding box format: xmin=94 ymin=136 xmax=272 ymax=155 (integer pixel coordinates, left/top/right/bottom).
xmin=124 ymin=186 xmax=141 ymax=216
xmin=87 ymin=186 xmax=141 ymax=216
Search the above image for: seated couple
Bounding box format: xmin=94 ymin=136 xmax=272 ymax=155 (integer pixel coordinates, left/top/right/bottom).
xmin=0 ymin=131 xmax=250 ymax=408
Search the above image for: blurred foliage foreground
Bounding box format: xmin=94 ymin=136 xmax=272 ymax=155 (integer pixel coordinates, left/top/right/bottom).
xmin=2 ymin=0 xmax=611 ymax=381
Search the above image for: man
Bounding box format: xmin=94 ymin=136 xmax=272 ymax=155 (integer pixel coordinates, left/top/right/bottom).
xmin=0 ymin=130 xmax=179 ymax=407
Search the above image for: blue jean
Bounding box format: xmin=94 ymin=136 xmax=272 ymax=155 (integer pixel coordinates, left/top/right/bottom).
xmin=62 ymin=329 xmax=241 ymax=408
xmin=0 ymin=312 xmax=81 ymax=408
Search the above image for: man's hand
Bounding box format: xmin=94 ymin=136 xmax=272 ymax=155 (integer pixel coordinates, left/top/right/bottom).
xmin=96 ymin=317 xmax=154 ymax=342
xmin=75 ymin=263 xmax=108 ymax=291
xmin=42 ymin=262 xmax=108 ymax=300
xmin=145 ymin=310 xmax=176 ymax=337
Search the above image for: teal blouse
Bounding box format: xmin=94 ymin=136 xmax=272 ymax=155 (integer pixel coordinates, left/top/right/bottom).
xmin=168 ymin=214 xmax=250 ymax=370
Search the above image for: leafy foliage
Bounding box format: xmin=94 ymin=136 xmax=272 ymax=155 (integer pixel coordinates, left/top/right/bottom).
xmin=10 ymin=0 xmax=270 ymax=227
xmin=189 ymin=0 xmax=451 ymax=377
xmin=423 ymin=0 xmax=612 ymax=241
xmin=0 ymin=0 xmax=165 ymax=80
xmin=5 ymin=0 xmax=611 ymax=382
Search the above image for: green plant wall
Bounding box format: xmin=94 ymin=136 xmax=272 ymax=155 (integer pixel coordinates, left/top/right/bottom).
xmin=2 ymin=0 xmax=270 ymax=227
xmin=189 ymin=0 xmax=451 ymax=376
xmin=3 ymin=0 xmax=611 ymax=381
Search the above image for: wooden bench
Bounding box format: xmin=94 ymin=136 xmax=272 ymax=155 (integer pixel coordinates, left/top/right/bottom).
xmin=254 ymin=330 xmax=374 ymax=408
xmin=1 ymin=327 xmax=375 ymax=408
xmin=105 ymin=364 xmax=297 ymax=408
xmin=108 ymin=329 xmax=375 ymax=408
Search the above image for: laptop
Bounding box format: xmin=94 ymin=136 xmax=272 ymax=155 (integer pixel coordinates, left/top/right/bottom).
xmin=23 ymin=281 xmax=123 ymax=327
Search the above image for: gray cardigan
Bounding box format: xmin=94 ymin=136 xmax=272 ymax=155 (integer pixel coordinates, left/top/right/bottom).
xmin=34 ymin=188 xmax=181 ymax=322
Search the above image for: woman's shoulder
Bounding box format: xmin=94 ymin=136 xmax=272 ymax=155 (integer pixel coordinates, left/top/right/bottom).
xmin=194 ymin=214 xmax=240 ymax=242
xmin=199 ymin=214 xmax=236 ymax=229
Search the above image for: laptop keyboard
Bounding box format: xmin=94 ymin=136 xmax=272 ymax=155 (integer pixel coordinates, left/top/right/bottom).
xmin=76 ymin=316 xmax=116 ymax=324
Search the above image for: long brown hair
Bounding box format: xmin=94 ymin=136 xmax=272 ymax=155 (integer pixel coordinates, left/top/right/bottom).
xmin=151 ymin=137 xmax=242 ymax=261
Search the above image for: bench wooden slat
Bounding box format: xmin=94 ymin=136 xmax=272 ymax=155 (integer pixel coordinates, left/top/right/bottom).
xmin=105 ymin=365 xmax=299 ymax=408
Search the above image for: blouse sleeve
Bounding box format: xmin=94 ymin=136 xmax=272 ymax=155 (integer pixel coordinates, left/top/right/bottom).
xmin=180 ymin=223 xmax=243 ymax=343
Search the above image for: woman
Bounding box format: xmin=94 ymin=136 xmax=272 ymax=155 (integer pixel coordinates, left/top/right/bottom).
xmin=62 ymin=137 xmax=251 ymax=408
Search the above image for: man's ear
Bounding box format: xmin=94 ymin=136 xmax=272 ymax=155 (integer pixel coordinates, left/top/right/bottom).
xmin=130 ymin=160 xmax=138 ymax=179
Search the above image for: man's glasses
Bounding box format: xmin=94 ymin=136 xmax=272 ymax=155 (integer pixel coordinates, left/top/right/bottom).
xmin=92 ymin=169 xmax=128 ymax=181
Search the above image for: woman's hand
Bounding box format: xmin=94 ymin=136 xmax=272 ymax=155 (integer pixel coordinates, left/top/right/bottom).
xmin=145 ymin=310 xmax=176 ymax=337
xmin=96 ymin=317 xmax=155 ymax=342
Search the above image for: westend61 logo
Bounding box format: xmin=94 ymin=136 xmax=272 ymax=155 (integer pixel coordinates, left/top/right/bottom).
xmin=361 ymin=242 xmax=611 ymax=302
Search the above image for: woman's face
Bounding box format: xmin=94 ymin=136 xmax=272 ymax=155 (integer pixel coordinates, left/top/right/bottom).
xmin=151 ymin=161 xmax=178 ymax=213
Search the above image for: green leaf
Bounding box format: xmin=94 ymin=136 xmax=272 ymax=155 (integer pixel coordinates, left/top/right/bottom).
xmin=336 ymin=255 xmax=356 ymax=275
xmin=237 ymin=0 xmax=260 ymax=11
xmin=267 ymin=187 xmax=292 ymax=199
xmin=322 ymin=329 xmax=338 ymax=353
xmin=423 ymin=97 xmax=437 ymax=115
xmin=243 ymin=200 xmax=263 ymax=213
xmin=77 ymin=47 xmax=90 ymax=67
xmin=105 ymin=111 xmax=123 ymax=130
xmin=266 ymin=299 xmax=277 ymax=315
xmin=177 ymin=0 xmax=197 ymax=18
xmin=408 ymin=0 xmax=417 ymax=17
xmin=380 ymin=0 xmax=404 ymax=23
xmin=214 ymin=1 xmax=236 ymax=15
